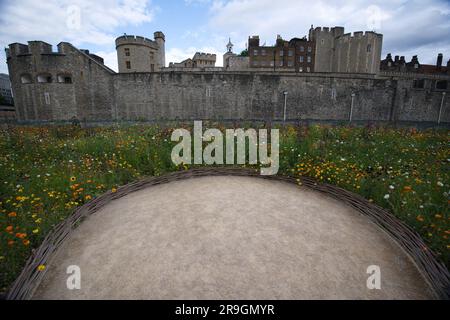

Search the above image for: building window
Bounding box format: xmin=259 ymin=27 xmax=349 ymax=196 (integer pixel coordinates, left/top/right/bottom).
xmin=279 ymin=61 xmax=283 ymax=67
xmin=299 ymin=67 xmax=303 ymax=72
xmin=299 ymin=56 xmax=304 ymax=63
xmin=150 ymin=52 xmax=154 ymax=60
xmin=367 ymin=44 xmax=372 ymax=53
xmin=57 ymin=74 xmax=72 ymax=83
xmin=413 ymin=79 xmax=425 ymax=89
xmin=253 ymin=49 xmax=258 ymax=56
xmin=321 ymin=39 xmax=324 ymax=45
xmin=307 ymin=56 xmax=311 ymax=63
xmin=270 ymin=61 xmax=274 ymax=67
xmin=151 ymin=64 xmax=155 ymax=72
xmin=288 ymin=50 xmax=293 ymax=57
xmin=288 ymin=60 xmax=294 ymax=67
xmin=252 ymin=60 xmax=259 ymax=67
xmin=387 ymin=62 xmax=392 ymax=67
xmin=261 ymin=49 xmax=266 ymax=56
xmin=300 ymin=46 xmax=304 ymax=52
xmin=279 ymin=50 xmax=284 ymax=57
xmin=308 ymin=46 xmax=312 ymax=52
xmin=125 ymin=48 xmax=130 ymax=56
xmin=126 ymin=61 xmax=131 ymax=69
xmin=20 ymin=74 xmax=32 ymax=84
xmin=307 ymin=67 xmax=311 ymax=72
xmin=37 ymin=73 xmax=52 ymax=83
xmin=44 ymin=92 xmax=50 ymax=105
xmin=414 ymin=64 xmax=419 ymax=69
xmin=436 ymin=80 xmax=448 ymax=90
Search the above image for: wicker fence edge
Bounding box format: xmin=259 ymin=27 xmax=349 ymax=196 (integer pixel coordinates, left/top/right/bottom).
xmin=5 ymin=167 xmax=450 ymax=300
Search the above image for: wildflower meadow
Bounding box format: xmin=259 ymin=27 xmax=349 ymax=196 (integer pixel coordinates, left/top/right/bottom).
xmin=0 ymin=123 xmax=448 ymax=293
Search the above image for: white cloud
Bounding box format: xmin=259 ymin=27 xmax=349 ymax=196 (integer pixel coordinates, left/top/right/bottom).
xmin=184 ymin=0 xmax=211 ymax=5
xmin=0 ymin=0 xmax=156 ymax=73
xmin=94 ymin=51 xmax=119 ymax=72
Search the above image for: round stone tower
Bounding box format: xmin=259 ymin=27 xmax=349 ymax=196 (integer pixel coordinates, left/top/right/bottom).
xmin=115 ymin=32 xmax=165 ymax=73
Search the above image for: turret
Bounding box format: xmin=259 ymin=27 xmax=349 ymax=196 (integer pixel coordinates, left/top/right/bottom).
xmin=115 ymin=32 xmax=165 ymax=73
xmin=437 ymin=53 xmax=443 ymax=69
xmin=154 ymin=31 xmax=165 ymax=68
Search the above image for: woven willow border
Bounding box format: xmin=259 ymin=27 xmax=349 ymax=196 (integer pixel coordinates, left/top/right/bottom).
xmin=6 ymin=167 xmax=450 ymax=300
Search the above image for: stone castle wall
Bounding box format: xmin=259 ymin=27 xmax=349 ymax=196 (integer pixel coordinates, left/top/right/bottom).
xmin=7 ymin=42 xmax=115 ymax=122
xmin=6 ymin=41 xmax=450 ymax=124
xmin=310 ymin=27 xmax=383 ymax=75
xmin=113 ymin=72 xmax=449 ymax=123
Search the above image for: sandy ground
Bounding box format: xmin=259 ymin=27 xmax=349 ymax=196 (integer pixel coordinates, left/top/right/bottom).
xmin=33 ymin=176 xmax=433 ymax=299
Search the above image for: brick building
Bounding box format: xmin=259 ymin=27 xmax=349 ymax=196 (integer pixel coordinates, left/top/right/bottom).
xmin=248 ymin=35 xmax=315 ymax=72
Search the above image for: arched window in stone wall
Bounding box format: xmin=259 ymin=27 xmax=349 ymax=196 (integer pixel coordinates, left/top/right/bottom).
xmin=57 ymin=74 xmax=72 ymax=84
xmin=20 ymin=74 xmax=32 ymax=84
xmin=37 ymin=73 xmax=52 ymax=83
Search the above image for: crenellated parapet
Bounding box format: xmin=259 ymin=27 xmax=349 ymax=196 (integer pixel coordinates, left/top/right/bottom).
xmin=115 ymin=35 xmax=159 ymax=50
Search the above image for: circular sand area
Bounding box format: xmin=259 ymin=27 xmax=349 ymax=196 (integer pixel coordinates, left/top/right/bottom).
xmin=33 ymin=176 xmax=433 ymax=299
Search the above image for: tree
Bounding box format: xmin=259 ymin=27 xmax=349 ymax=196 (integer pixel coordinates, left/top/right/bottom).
xmin=240 ymin=49 xmax=248 ymax=57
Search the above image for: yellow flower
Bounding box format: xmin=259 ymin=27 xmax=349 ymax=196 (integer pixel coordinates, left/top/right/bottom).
xmin=23 ymin=239 xmax=30 ymax=246
xmin=70 ymin=176 xmax=76 ymax=182
xmin=32 ymin=228 xmax=39 ymax=234
xmin=85 ymin=195 xmax=92 ymax=200
xmin=111 ymin=187 xmax=117 ymax=193
xmin=37 ymin=265 xmax=46 ymax=271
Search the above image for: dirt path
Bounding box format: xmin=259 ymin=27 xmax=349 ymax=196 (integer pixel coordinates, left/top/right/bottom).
xmin=33 ymin=176 xmax=433 ymax=299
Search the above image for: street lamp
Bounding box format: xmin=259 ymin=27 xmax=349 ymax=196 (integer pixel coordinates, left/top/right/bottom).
xmin=349 ymin=92 xmax=356 ymax=122
xmin=283 ymin=91 xmax=288 ymax=123
xmin=438 ymin=92 xmax=446 ymax=125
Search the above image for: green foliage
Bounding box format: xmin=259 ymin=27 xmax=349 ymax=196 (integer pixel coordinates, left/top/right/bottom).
xmin=239 ymin=49 xmax=249 ymax=57
xmin=0 ymin=124 xmax=448 ymax=293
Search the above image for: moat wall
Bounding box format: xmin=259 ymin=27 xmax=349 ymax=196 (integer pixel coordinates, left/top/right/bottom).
xmin=8 ymin=69 xmax=450 ymax=124
xmin=6 ymin=40 xmax=450 ymax=125
xmin=112 ymin=72 xmax=449 ymax=123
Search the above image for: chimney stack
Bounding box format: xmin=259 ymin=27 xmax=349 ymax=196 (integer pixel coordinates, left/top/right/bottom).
xmin=437 ymin=53 xmax=443 ymax=69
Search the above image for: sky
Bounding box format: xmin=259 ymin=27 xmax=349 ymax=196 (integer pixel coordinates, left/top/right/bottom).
xmin=0 ymin=0 xmax=449 ymax=74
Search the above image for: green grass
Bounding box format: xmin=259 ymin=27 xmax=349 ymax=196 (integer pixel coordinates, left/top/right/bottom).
xmin=0 ymin=123 xmax=448 ymax=293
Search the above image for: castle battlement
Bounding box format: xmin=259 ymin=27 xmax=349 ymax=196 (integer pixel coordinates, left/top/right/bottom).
xmin=338 ymin=31 xmax=382 ymax=41
xmin=8 ymin=41 xmax=62 ymax=57
xmin=193 ymin=52 xmax=217 ymax=60
xmin=310 ymin=26 xmax=345 ymax=40
xmin=115 ymin=31 xmax=165 ymax=73
xmin=115 ymin=35 xmax=159 ymax=49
